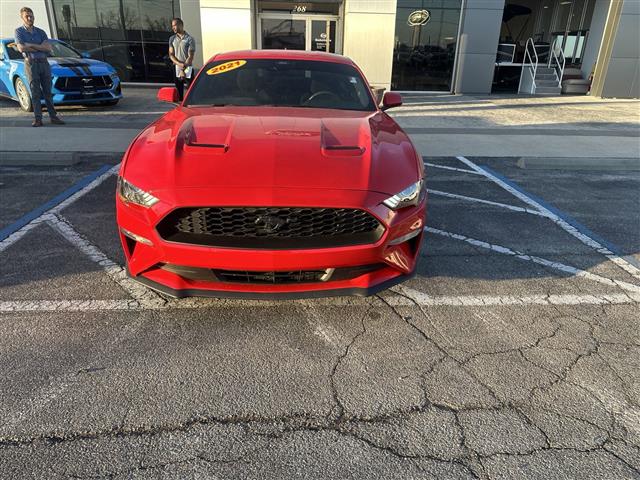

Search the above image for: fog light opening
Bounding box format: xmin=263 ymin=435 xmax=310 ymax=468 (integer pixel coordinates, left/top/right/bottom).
xmin=120 ymin=227 xmax=153 ymax=246
xmin=389 ymin=228 xmax=422 ymax=246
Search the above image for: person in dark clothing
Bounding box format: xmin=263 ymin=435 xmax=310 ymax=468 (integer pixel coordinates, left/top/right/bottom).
xmin=168 ymin=18 xmax=196 ymax=101
xmin=15 ymin=6 xmax=64 ymax=127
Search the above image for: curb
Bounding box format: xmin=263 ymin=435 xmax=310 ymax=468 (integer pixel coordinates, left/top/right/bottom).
xmin=517 ymin=157 xmax=640 ymax=170
xmin=0 ymin=151 xmax=124 ymax=166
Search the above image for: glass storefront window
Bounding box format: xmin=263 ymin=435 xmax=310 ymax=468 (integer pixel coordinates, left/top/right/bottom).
xmin=261 ymin=19 xmax=306 ymax=50
xmin=99 ymin=42 xmax=145 ymax=81
xmin=54 ymin=0 xmax=99 ymax=40
xmin=96 ymin=0 xmax=140 ymax=41
xmin=141 ymin=0 xmax=179 ymax=42
xmin=392 ymin=0 xmax=463 ymax=91
xmin=143 ymin=42 xmax=173 ymax=81
xmin=311 ymin=20 xmax=336 ymax=53
xmin=52 ymin=0 xmax=179 ymax=82
xmin=553 ymin=1 xmax=572 ymax=32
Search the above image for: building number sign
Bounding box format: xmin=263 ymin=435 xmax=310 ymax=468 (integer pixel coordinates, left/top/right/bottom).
xmin=292 ymin=5 xmax=307 ymax=13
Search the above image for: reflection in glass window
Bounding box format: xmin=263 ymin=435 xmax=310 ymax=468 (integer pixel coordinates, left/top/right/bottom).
xmin=96 ymin=0 xmax=139 ymax=41
xmin=54 ymin=0 xmax=99 ymax=40
xmin=141 ymin=0 xmax=177 ymax=42
xmin=262 ymin=19 xmax=306 ymax=50
xmin=392 ymin=1 xmax=463 ymax=91
xmin=51 ymin=0 xmax=179 ymax=82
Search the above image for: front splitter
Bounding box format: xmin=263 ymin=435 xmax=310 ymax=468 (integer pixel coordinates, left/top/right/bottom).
xmin=129 ymin=271 xmax=416 ymax=300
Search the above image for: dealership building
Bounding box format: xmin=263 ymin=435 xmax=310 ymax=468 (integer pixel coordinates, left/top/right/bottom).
xmin=1 ymin=0 xmax=638 ymax=97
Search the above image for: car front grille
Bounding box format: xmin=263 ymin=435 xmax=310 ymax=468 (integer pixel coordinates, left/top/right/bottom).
xmin=156 ymin=207 xmax=385 ymax=249
xmin=214 ymin=269 xmax=329 ymax=284
xmin=54 ymin=75 xmax=113 ymax=91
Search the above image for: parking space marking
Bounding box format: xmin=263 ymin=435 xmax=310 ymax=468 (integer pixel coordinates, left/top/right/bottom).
xmin=427 ymin=188 xmax=548 ymax=217
xmin=392 ymin=287 xmax=640 ymax=306
xmin=0 ymin=165 xmax=119 ymax=254
xmin=425 ymin=226 xmax=640 ymax=294
xmin=0 ymin=164 xmax=114 ymax=245
xmin=46 ymin=214 xmax=166 ymax=309
xmin=456 ymin=156 xmax=640 ymax=281
xmin=0 ymin=300 xmax=141 ymax=312
xmin=1 ymin=292 xmax=638 ymax=312
xmin=423 ymin=162 xmax=482 ymax=175
xmin=2 ymin=153 xmax=637 ymax=313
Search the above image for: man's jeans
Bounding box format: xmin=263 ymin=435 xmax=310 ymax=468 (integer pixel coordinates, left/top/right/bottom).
xmin=25 ymin=60 xmax=57 ymax=120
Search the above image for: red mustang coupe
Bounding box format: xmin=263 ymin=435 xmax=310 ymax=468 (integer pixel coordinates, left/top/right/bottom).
xmin=116 ymin=50 xmax=426 ymax=298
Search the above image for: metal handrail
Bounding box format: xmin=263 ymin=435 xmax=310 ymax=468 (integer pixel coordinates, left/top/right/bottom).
xmin=548 ymin=37 xmax=566 ymax=87
xmin=518 ymin=38 xmax=538 ymax=94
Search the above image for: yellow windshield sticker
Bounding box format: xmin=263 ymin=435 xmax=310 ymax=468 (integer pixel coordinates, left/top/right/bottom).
xmin=7 ymin=42 xmax=16 ymax=48
xmin=206 ymin=60 xmax=246 ymax=75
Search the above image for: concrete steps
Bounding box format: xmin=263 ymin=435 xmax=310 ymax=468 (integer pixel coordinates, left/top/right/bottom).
xmin=535 ymin=85 xmax=562 ymax=95
xmin=534 ymin=68 xmax=560 ymax=95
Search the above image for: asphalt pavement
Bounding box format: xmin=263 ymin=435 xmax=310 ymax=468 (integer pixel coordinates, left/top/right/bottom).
xmin=0 ymin=89 xmax=639 ymax=479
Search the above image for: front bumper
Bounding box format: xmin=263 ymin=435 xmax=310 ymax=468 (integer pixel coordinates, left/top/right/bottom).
xmin=48 ymin=77 xmax=122 ymax=104
xmin=116 ymin=186 xmax=426 ymax=298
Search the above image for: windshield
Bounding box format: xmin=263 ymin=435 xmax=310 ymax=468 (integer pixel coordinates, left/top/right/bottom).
xmin=185 ymin=58 xmax=376 ymax=111
xmin=48 ymin=42 xmax=82 ymax=58
xmin=4 ymin=41 xmax=81 ymax=60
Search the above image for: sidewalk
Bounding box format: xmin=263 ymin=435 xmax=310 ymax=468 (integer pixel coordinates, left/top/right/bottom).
xmin=391 ymin=94 xmax=640 ymax=160
xmin=0 ymin=89 xmax=638 ymax=164
xmin=0 ymin=86 xmax=168 ymax=165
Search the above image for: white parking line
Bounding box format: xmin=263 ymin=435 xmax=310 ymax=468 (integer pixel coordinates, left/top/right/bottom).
xmin=46 ymin=214 xmax=166 ymax=308
xmin=1 ymin=292 xmax=637 ymax=312
xmin=424 ymin=162 xmax=482 ymax=175
xmin=427 ymin=189 xmax=548 ymax=217
xmin=0 ymin=300 xmax=142 ymax=312
xmin=425 ymin=226 xmax=640 ymax=294
xmin=391 ymin=287 xmax=640 ymax=306
xmin=0 ymin=165 xmax=119 ymax=254
xmin=456 ymin=156 xmax=640 ymax=282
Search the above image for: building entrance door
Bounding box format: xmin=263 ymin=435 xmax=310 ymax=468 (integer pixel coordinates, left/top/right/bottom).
xmin=257 ymin=13 xmax=340 ymax=53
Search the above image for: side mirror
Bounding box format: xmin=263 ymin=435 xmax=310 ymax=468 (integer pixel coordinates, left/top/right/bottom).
xmin=81 ymin=51 xmax=91 ymax=59
xmin=157 ymin=87 xmax=179 ymax=103
xmin=381 ymin=91 xmax=402 ymax=111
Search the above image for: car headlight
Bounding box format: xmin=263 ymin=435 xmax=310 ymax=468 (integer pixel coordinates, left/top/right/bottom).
xmin=117 ymin=176 xmax=159 ymax=207
xmin=382 ymin=179 xmax=425 ymax=210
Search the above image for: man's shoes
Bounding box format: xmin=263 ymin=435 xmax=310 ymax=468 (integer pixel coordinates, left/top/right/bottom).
xmin=32 ymin=119 xmax=43 ymax=127
xmin=50 ymin=116 xmax=65 ymax=125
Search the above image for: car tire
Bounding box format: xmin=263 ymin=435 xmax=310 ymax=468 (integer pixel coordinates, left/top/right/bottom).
xmin=14 ymin=77 xmax=33 ymax=112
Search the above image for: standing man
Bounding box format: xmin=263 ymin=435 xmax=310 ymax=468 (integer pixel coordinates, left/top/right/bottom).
xmin=168 ymin=18 xmax=195 ymax=101
xmin=15 ymin=6 xmax=64 ymax=127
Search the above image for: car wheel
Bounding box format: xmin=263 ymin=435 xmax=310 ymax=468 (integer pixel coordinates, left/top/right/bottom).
xmin=15 ymin=77 xmax=33 ymax=112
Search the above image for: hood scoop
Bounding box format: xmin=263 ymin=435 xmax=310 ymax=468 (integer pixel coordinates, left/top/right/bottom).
xmin=180 ymin=116 xmax=234 ymax=154
xmin=320 ymin=119 xmax=366 ymax=157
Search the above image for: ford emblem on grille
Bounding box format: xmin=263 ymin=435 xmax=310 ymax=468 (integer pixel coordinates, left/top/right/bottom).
xmin=255 ymin=215 xmax=288 ymax=233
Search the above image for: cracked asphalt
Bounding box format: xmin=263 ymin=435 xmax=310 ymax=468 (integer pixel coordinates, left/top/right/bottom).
xmin=1 ymin=95 xmax=639 ymax=479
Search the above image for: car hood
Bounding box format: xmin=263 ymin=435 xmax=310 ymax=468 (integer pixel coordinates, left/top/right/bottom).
xmin=48 ymin=57 xmax=114 ymax=75
xmin=123 ymin=106 xmax=421 ymax=196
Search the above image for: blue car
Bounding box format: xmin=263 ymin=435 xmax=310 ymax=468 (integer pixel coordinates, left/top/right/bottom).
xmin=0 ymin=38 xmax=122 ymax=111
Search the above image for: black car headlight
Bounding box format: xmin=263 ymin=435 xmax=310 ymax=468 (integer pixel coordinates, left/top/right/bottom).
xmin=382 ymin=179 xmax=426 ymax=210
xmin=117 ymin=176 xmax=159 ymax=207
